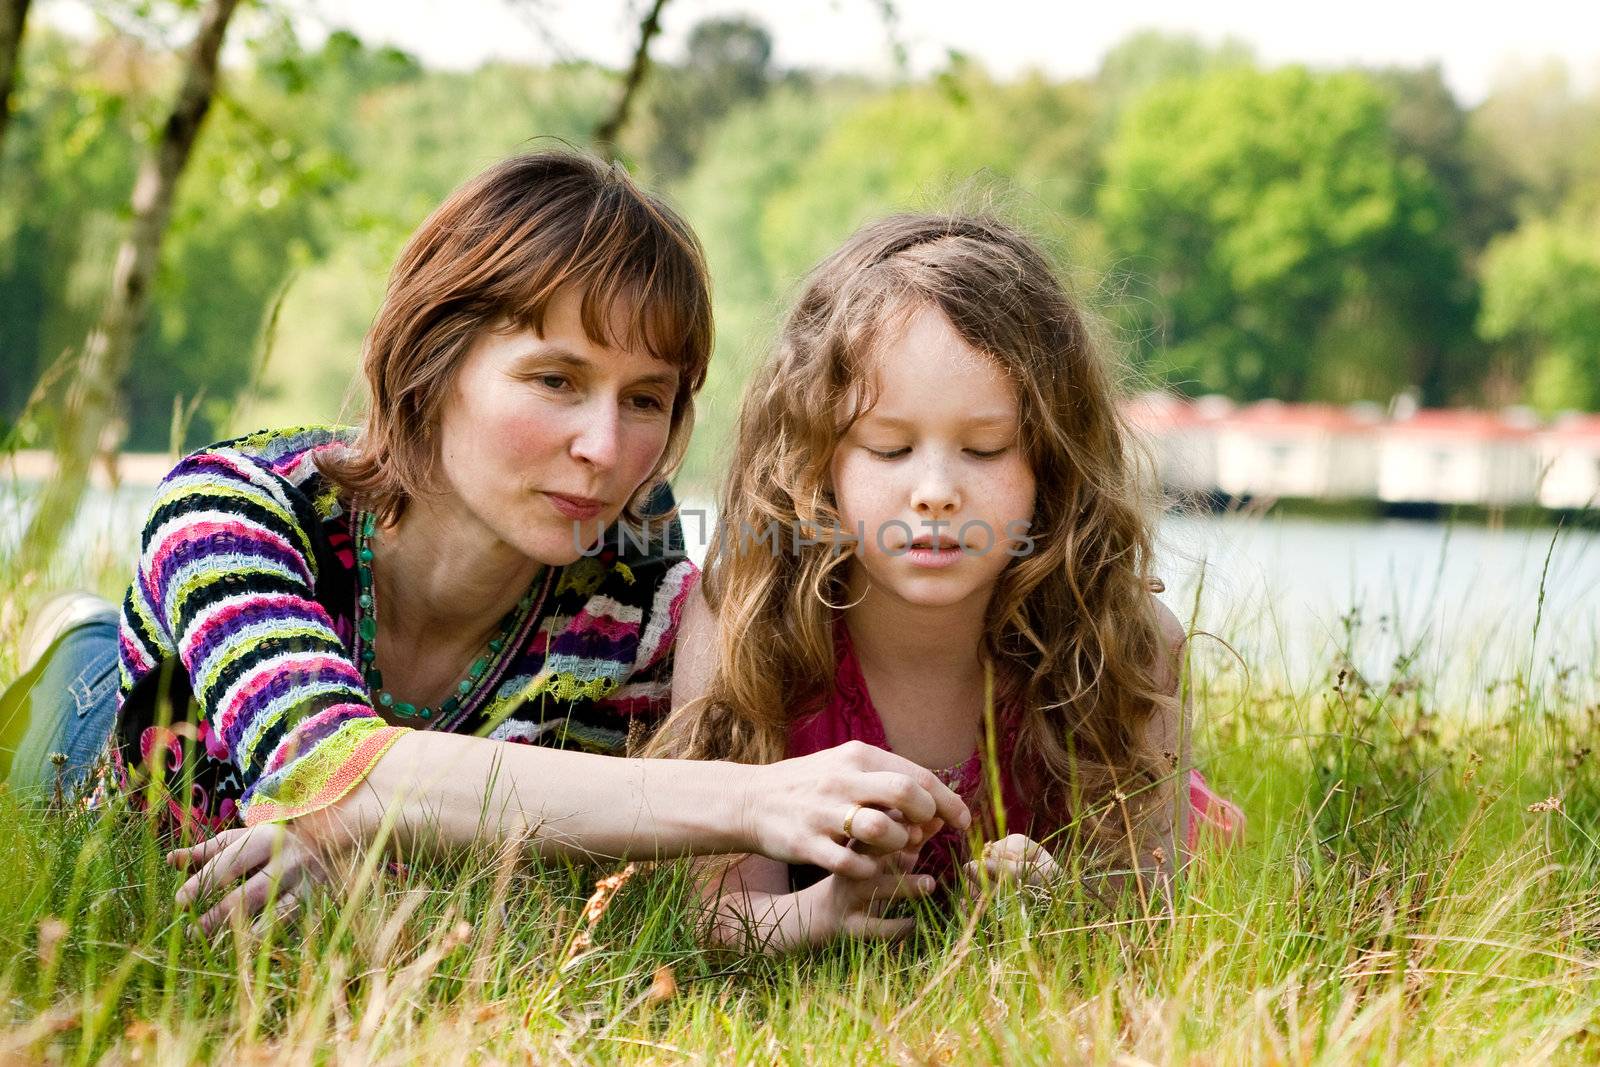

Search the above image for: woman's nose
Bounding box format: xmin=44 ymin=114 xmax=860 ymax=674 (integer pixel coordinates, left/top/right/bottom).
xmin=569 ymin=401 xmax=621 ymax=469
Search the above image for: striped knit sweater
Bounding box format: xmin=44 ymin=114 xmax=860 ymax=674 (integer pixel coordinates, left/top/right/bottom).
xmin=107 ymin=425 xmax=698 ymax=832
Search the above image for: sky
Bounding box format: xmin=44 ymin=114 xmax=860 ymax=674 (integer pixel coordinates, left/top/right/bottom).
xmin=45 ymin=0 xmax=1600 ymax=106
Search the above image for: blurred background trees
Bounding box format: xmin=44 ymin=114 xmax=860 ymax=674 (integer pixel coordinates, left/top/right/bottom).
xmin=1 ymin=10 xmax=1596 ymax=489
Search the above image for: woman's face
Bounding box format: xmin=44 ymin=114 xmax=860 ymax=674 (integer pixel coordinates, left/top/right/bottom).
xmin=830 ymin=303 xmax=1037 ymax=612
xmin=435 ymin=287 xmax=680 ymax=564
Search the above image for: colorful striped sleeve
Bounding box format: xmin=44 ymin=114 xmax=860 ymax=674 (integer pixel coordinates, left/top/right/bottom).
xmin=124 ymin=445 xmax=409 ymax=825
xmin=594 ymin=558 xmax=699 ymax=722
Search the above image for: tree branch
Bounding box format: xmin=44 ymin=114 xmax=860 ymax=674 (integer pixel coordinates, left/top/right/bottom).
xmin=0 ymin=0 xmax=34 ymax=166
xmin=592 ymin=0 xmax=670 ymax=159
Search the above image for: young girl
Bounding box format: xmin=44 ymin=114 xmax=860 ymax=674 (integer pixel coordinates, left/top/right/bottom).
xmin=651 ymin=213 xmax=1242 ymax=953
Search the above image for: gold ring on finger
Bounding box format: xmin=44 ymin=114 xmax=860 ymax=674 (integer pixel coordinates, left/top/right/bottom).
xmin=843 ymin=804 xmax=863 ymax=840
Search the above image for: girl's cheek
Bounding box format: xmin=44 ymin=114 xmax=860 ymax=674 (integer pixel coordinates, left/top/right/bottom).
xmin=830 ymin=455 xmax=886 ymax=530
xmin=995 ymin=459 xmax=1037 ymax=521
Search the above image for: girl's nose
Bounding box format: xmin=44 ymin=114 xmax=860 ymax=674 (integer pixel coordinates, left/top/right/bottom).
xmin=910 ymin=463 xmax=961 ymax=516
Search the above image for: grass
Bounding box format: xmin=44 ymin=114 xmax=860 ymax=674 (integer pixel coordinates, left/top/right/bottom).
xmin=3 ymin=513 xmax=1600 ymax=1064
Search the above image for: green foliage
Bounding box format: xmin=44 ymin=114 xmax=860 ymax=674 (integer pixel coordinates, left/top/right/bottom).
xmin=0 ymin=26 xmax=402 ymax=451
xmin=671 ymin=83 xmax=857 ymax=486
xmin=0 ymin=32 xmax=151 ymax=440
xmin=637 ymin=16 xmax=776 ymax=181
xmin=1479 ymin=207 xmax=1600 ymax=411
xmin=4 ymin=21 xmax=1600 ymax=466
xmin=1092 ymin=28 xmax=1255 ymax=131
xmin=756 ymin=76 xmax=1022 ymax=282
xmin=1470 ymin=61 xmax=1600 ymax=220
xmin=1372 ymin=64 xmax=1521 ymax=255
xmin=1100 ymin=66 xmax=1475 ymax=403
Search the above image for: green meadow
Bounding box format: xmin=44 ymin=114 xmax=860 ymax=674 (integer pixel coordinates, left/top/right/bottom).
xmin=3 ymin=527 xmax=1598 ymax=1065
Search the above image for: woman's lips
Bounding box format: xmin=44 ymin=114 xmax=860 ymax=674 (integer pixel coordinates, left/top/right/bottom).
xmin=545 ymin=492 xmax=607 ymax=521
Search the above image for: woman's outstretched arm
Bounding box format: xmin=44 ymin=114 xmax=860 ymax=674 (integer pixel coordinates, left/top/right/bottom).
xmin=172 ymin=730 xmax=966 ymax=932
xmin=306 ymin=584 xmax=965 ymax=869
xmin=298 ymin=729 xmax=966 ymax=876
xmin=170 ymin=579 xmax=969 ymax=930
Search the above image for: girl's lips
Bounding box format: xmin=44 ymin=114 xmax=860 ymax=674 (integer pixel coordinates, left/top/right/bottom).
xmin=905 ymin=545 xmax=964 ymax=569
xmin=546 ymin=492 xmax=607 ymax=521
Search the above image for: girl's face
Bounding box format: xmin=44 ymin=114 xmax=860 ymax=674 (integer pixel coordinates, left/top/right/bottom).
xmin=435 ymin=286 xmax=680 ymax=563
xmin=831 ymin=303 xmax=1037 ymax=612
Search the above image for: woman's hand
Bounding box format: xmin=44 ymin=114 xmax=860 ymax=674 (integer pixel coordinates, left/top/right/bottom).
xmin=167 ymin=822 xmax=333 ymax=935
xmin=962 ymin=833 xmax=1061 ymax=897
xmin=740 ymin=740 xmax=970 ymax=880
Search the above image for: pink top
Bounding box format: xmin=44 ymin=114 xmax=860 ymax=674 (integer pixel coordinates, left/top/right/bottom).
xmin=787 ymin=623 xmax=1243 ymax=884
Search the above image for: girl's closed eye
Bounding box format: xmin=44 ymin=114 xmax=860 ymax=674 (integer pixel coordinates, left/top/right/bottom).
xmin=863 ymin=444 xmax=1010 ymax=459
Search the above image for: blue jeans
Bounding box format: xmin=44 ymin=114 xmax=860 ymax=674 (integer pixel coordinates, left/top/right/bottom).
xmin=0 ymin=612 xmax=122 ymax=798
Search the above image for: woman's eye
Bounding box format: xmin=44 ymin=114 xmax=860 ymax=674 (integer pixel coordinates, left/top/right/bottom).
xmin=629 ymin=394 xmax=668 ymax=413
xmin=867 ymin=447 xmax=910 ymax=460
xmin=536 ymin=374 xmax=572 ymax=391
xmin=966 ymin=447 xmax=1010 ymax=459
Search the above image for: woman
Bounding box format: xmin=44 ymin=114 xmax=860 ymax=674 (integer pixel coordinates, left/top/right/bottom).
xmin=0 ymin=150 xmax=966 ymax=932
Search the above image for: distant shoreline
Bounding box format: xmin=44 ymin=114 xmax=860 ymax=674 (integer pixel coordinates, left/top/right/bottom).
xmin=6 ymin=448 xmax=1597 ymax=530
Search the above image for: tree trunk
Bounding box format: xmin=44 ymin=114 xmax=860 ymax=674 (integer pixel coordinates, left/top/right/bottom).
xmin=592 ymin=0 xmax=670 ymax=159
xmin=17 ymin=0 xmax=241 ymax=576
xmin=0 ymin=0 xmax=33 ymax=164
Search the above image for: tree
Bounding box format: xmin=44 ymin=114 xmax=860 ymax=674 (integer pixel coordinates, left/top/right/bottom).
xmin=18 ymin=0 xmax=241 ymax=575
xmin=1479 ymin=209 xmax=1600 ymax=411
xmin=672 ymin=82 xmax=857 ymax=484
xmin=0 ymin=31 xmax=148 ymax=429
xmin=1471 ymin=61 xmax=1600 ymax=221
xmin=1092 ymin=29 xmax=1252 ymax=128
xmin=756 ymin=64 xmax=1104 ymax=287
xmin=1099 ymin=66 xmax=1473 ymax=403
xmin=0 ymin=0 xmax=31 ymax=167
xmin=642 ymin=15 xmax=774 ymax=180
xmin=1371 ymin=63 xmax=1519 ymax=256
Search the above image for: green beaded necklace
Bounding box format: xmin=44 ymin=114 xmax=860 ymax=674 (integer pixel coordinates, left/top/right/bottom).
xmin=353 ymin=511 xmax=537 ymax=722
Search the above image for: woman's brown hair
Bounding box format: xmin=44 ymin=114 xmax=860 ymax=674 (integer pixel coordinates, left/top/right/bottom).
xmin=648 ymin=213 xmax=1173 ymax=864
xmin=321 ymin=149 xmax=713 ymax=524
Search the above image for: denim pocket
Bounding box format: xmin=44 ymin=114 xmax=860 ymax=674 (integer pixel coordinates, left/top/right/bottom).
xmin=69 ymin=660 xmax=117 ymax=719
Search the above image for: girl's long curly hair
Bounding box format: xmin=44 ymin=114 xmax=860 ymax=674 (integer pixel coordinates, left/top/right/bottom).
xmin=650 ymin=213 xmax=1174 ymax=856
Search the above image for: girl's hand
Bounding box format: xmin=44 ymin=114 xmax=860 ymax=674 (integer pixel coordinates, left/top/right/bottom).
xmin=704 ymin=845 xmax=934 ymax=954
xmin=796 ymin=850 xmax=937 ymax=947
xmin=167 ymin=822 xmax=332 ymax=935
xmin=962 ymin=833 xmax=1061 ymax=897
xmin=743 ymin=740 xmax=970 ymax=879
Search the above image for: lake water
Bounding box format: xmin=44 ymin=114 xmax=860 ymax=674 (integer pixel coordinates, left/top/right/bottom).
xmin=1152 ymin=513 xmax=1600 ymax=708
xmin=7 ymin=485 xmax=1598 ymax=709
